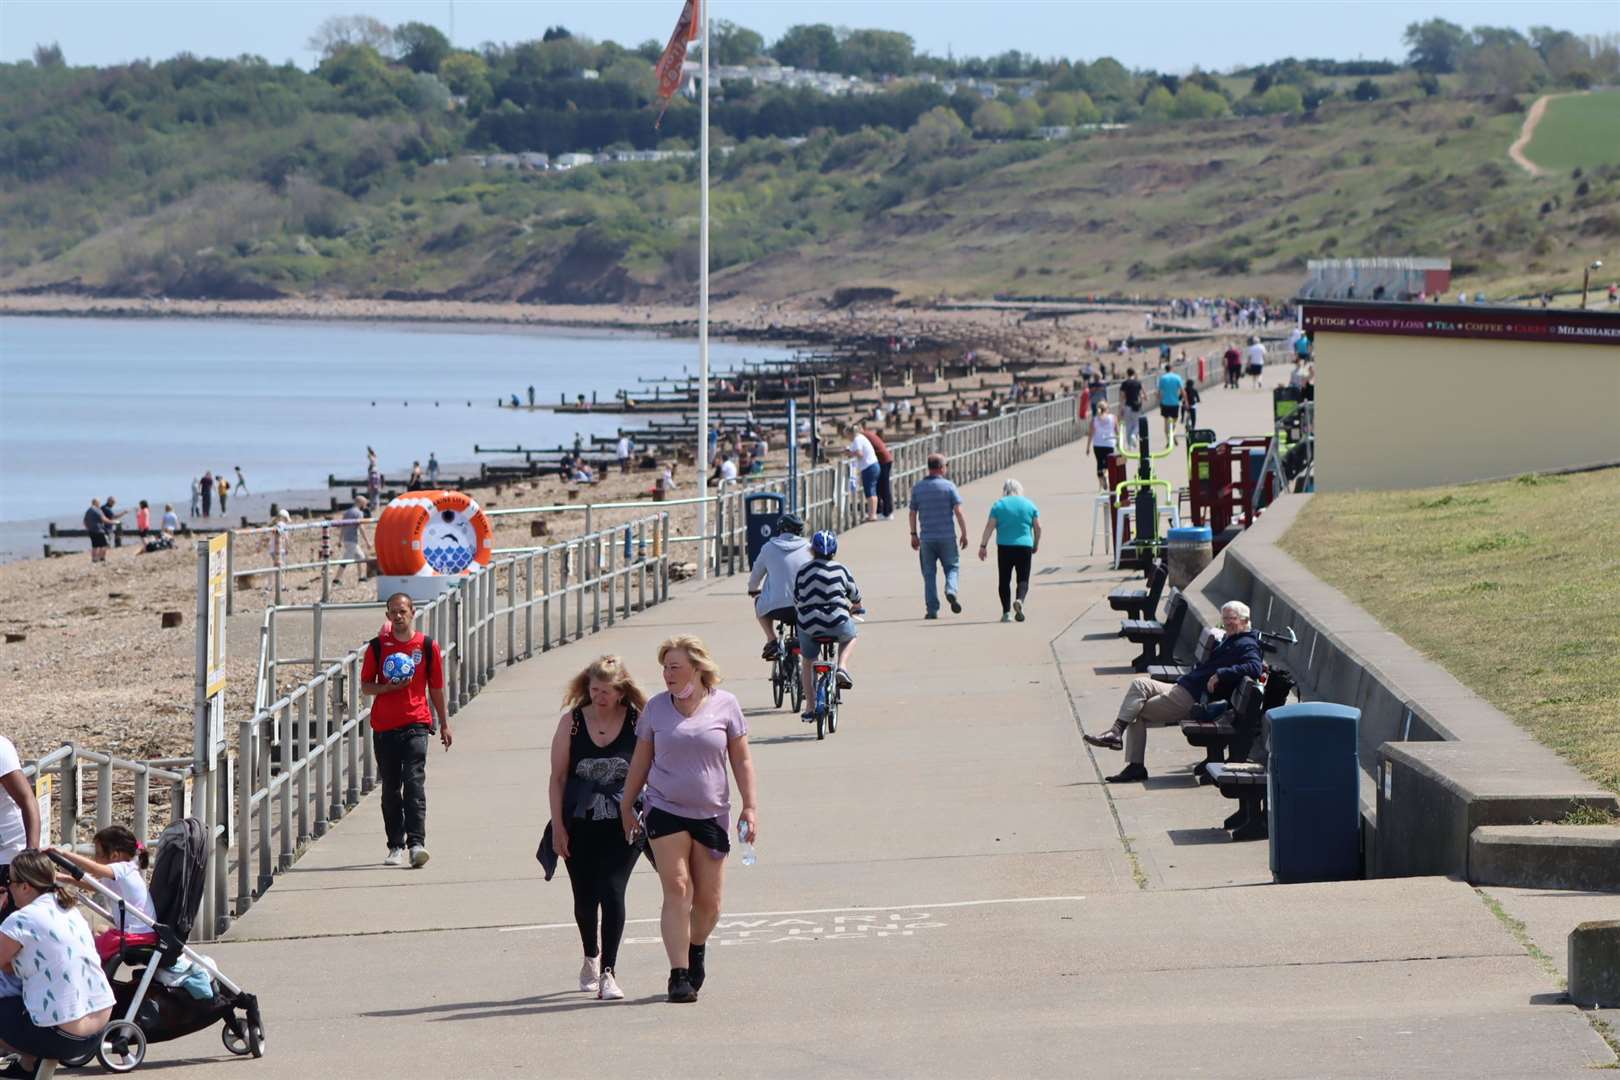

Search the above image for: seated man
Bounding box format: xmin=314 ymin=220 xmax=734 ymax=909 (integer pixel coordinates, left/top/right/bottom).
xmin=1084 ymin=600 xmax=1263 ymax=783
xmin=747 ymin=512 xmax=811 ymax=660
xmin=794 ymin=530 xmax=863 ymax=720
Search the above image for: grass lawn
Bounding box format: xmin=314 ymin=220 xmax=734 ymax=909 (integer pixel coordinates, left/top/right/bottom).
xmin=1524 ymin=89 xmax=1620 ymax=173
xmin=1280 ymin=467 xmax=1620 ymax=796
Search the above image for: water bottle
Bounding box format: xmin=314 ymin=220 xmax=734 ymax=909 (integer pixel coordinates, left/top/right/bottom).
xmin=737 ymin=819 xmax=757 ymax=866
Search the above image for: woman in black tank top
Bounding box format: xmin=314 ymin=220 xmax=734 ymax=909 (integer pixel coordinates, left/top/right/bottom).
xmin=548 ymin=656 xmax=649 ymax=1001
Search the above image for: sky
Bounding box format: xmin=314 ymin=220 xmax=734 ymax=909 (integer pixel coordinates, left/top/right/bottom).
xmin=2 ymin=0 xmax=1616 ymax=73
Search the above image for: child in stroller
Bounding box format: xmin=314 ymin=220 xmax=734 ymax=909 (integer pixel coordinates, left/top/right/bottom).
xmin=41 ymin=819 xmax=263 ymax=1073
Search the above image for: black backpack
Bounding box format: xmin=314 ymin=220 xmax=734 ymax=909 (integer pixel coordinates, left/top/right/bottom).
xmin=148 ymin=817 xmax=207 ymax=962
xmin=370 ymin=634 xmax=436 ymax=684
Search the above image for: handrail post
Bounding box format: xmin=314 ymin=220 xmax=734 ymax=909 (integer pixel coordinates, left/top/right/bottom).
xmin=485 ymin=568 xmax=496 ymax=682
xmin=96 ymin=759 xmax=114 ymax=831
xmin=296 ymin=693 xmax=311 ymax=846
xmin=574 ymin=542 xmax=585 ymax=640
xmin=606 ymin=533 xmax=617 ymax=626
xmin=542 ymin=548 xmax=553 ymax=650
xmin=593 ymin=537 xmax=603 ymax=633
xmin=637 ymin=521 xmax=648 ymax=614
xmin=506 ymin=561 xmax=517 ymax=667
xmin=258 ymin=716 xmax=273 ymax=892
xmin=132 ymin=767 xmax=150 ymax=844
xmin=236 ymin=719 xmax=252 ymax=915
xmin=278 ymin=703 xmax=294 ymax=870
xmin=524 ymin=553 xmax=535 ymax=659
xmin=225 ymin=530 xmax=236 ymax=616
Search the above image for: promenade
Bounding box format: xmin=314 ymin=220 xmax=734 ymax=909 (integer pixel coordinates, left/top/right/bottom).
xmin=165 ymin=383 xmax=1611 ymax=1077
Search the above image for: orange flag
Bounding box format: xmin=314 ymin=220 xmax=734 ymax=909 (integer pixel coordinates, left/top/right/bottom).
xmin=654 ymin=0 xmax=700 ymax=127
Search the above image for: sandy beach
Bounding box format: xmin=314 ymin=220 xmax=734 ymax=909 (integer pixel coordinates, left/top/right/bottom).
xmin=2 ymin=294 xmax=1266 ymax=767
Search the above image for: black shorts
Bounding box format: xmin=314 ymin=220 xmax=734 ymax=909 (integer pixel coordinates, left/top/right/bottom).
xmin=764 ymin=606 xmax=797 ymax=628
xmin=1093 ymin=447 xmax=1115 ymax=473
xmin=644 ymin=807 xmax=730 ymax=855
xmin=0 ymin=995 xmax=101 ymax=1062
xmin=88 ymin=532 xmax=109 ymax=550
xmin=1160 ymin=405 xmax=1180 ymax=420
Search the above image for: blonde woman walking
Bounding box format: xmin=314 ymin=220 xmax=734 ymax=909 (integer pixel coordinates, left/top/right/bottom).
xmin=621 ymin=636 xmax=758 ymax=1003
xmin=548 ymin=656 xmax=649 ymax=1001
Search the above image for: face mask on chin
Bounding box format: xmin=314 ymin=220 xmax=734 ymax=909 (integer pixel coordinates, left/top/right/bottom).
xmin=672 ymin=679 xmax=699 ymax=701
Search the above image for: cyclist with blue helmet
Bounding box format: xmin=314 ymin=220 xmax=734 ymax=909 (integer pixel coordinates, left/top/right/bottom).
xmin=791 ymin=531 xmax=864 ymax=721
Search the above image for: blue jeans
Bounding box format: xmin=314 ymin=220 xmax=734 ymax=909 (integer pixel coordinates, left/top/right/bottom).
xmin=918 ymin=538 xmax=960 ymax=615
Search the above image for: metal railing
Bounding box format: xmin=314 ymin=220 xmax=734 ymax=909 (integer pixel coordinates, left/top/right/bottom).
xmin=229 ymin=512 xmax=672 ymax=931
xmin=22 ymin=746 xmax=192 ymax=851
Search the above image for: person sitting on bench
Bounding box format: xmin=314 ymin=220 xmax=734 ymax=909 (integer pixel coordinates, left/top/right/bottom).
xmin=1084 ymin=601 xmax=1263 ymax=783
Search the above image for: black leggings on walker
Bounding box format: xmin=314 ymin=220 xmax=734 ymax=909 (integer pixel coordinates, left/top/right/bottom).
xmin=997 ymin=544 xmax=1033 ymax=613
xmin=563 ymin=818 xmax=641 ymax=971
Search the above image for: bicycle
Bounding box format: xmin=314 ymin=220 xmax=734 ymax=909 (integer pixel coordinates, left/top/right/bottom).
xmin=770 ymin=619 xmax=803 ymax=713
xmin=808 ymin=636 xmax=842 ymax=741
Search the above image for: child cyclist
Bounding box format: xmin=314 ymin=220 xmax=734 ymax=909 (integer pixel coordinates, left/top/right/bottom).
xmin=53 ymin=825 xmax=158 ymax=960
xmin=792 ymin=530 xmax=864 ymax=721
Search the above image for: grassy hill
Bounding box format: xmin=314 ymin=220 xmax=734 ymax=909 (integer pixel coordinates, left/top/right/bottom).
xmin=1524 ymin=89 xmax=1620 ymax=173
xmin=2 ymin=73 xmax=1615 ymax=305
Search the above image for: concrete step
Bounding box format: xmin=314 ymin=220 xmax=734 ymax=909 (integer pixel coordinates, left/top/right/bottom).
xmin=1470 ymin=825 xmax=1620 ymax=891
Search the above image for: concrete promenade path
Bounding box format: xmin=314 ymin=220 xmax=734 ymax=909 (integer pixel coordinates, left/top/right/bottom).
xmin=163 ymin=383 xmax=1612 ymax=1077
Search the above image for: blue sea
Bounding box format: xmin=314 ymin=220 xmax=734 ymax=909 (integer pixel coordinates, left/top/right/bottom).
xmin=0 ymin=316 xmax=788 ymax=559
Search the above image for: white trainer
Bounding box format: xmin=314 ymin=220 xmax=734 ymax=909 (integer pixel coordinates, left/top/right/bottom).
xmin=409 ymin=845 xmax=430 ymax=869
xmin=383 ymin=848 xmax=406 ymax=867
xmin=597 ymin=969 xmax=623 ymax=1000
xmin=579 ymin=956 xmax=601 ymax=994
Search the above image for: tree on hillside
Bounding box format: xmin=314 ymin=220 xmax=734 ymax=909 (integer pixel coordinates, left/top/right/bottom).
xmin=542 ymin=26 xmax=572 ymax=42
xmin=1254 ymin=84 xmax=1304 ymax=115
xmin=713 ymin=20 xmax=765 ymax=65
xmin=1171 ymin=83 xmax=1229 ymax=120
xmin=1352 ymin=78 xmax=1382 ymax=101
xmin=905 ymin=105 xmax=968 ymax=158
xmin=308 ymin=15 xmax=393 ymax=59
xmin=1461 ymin=34 xmax=1545 ymax=95
xmin=1080 ymin=57 xmax=1133 ymax=104
xmin=1530 ymin=26 xmax=1595 ymax=84
xmin=971 ymin=99 xmax=1013 ymax=137
xmin=394 ymin=22 xmax=450 ymax=74
xmin=1139 ymin=85 xmax=1174 ymax=120
xmin=1042 ymin=92 xmax=1080 ymax=127
xmin=840 ymin=29 xmax=915 ymax=77
xmin=1403 ymin=19 xmax=1468 ymax=74
xmin=771 ymin=24 xmax=841 ymax=71
xmin=32 ymin=42 xmax=65 ymax=68
xmin=1011 ymin=98 xmax=1044 ymax=136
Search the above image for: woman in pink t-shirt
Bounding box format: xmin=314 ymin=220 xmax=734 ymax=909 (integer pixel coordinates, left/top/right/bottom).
xmin=621 ymin=635 xmax=758 ymax=1005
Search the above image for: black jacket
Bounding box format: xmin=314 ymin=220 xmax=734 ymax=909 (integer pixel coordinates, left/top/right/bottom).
xmin=1176 ymin=629 xmax=1263 ymax=698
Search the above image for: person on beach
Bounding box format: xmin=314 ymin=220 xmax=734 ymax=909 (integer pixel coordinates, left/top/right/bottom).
xmin=160 ymin=504 xmax=179 ymax=538
xmin=620 ymin=637 xmax=758 ymax=1004
xmin=1086 ymin=402 xmax=1118 ymax=490
xmin=617 ymin=433 xmax=633 ymax=475
xmin=366 ymin=449 xmax=382 ymax=509
xmin=216 ymin=474 xmax=230 ymax=515
xmin=268 ymin=509 xmax=293 ymax=571
xmin=0 ymin=735 xmax=42 ymax=918
xmin=909 ymin=453 xmax=968 ymax=619
xmin=1086 ymin=368 xmax=1107 ymax=417
xmin=427 ymin=453 xmax=440 ymax=486
xmin=233 ymin=466 xmax=249 ymax=497
xmin=548 ymin=656 xmax=649 ymax=1002
xmin=408 ymin=462 xmax=424 ymax=491
xmin=360 ymin=593 xmax=451 ymax=868
xmin=332 ymin=496 xmax=370 ymax=584
xmin=51 ymin=826 xmax=158 ymax=962
xmin=189 ymin=477 xmax=201 ymax=519
xmin=0 ymin=850 xmax=117 ymax=1073
xmin=200 ymin=471 xmax=213 ymax=518
xmin=83 ymin=500 xmax=110 ymax=564
xmin=863 ymin=425 xmax=894 ymax=520
xmin=134 ymin=500 xmax=151 ymax=542
xmin=977 ymin=479 xmax=1041 ymax=623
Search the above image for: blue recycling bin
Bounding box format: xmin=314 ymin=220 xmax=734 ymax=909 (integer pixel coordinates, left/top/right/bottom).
xmin=1266 ymin=702 xmax=1361 ymax=883
xmin=744 ymin=493 xmax=786 ymax=568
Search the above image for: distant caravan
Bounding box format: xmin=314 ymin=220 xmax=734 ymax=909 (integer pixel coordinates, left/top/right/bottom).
xmin=373 ymin=490 xmax=494 ymax=602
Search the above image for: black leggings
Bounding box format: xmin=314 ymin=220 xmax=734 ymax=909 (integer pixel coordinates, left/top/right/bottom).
xmin=563 ymin=818 xmax=640 ymax=971
xmin=997 ymin=544 xmax=1033 ymax=613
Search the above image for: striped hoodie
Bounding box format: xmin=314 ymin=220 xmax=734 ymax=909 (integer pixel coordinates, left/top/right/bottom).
xmin=793 ymin=558 xmax=862 ymax=636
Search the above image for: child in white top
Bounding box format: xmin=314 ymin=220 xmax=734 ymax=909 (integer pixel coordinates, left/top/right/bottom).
xmin=53 ymin=825 xmax=158 ymax=961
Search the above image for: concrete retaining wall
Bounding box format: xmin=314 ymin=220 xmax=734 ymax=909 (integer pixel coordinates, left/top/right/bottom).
xmin=1174 ymin=494 xmax=1617 ymax=882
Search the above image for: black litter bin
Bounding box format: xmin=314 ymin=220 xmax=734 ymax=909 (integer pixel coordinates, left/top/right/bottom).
xmin=744 ymin=493 xmax=786 ymax=568
xmin=1266 ymin=702 xmax=1361 ymax=883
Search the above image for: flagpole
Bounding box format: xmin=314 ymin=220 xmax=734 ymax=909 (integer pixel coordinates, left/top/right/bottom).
xmin=696 ymin=2 xmax=711 ymax=580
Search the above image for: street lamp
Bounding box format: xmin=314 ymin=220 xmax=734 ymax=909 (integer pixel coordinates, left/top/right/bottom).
xmin=1581 ymin=260 xmax=1603 ymax=309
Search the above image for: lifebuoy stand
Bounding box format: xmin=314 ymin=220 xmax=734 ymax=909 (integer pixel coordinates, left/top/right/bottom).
xmin=373 ymin=490 xmax=494 ymax=604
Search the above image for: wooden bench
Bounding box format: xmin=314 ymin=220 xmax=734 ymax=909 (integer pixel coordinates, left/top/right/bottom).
xmin=1120 ymin=591 xmax=1187 ymax=673
xmin=1108 ymin=562 xmax=1167 ymax=621
xmin=1206 ymin=762 xmax=1268 ymax=842
xmin=1180 ymin=676 xmax=1264 ymax=784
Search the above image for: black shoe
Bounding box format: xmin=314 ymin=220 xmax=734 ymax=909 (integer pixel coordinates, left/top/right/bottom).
xmin=667 ymin=967 xmax=698 ymax=1003
xmin=1106 ymin=763 xmax=1149 ymax=783
xmin=762 ymin=640 xmax=780 ymax=661
xmin=946 ymin=592 xmax=961 ymax=614
xmin=835 ymin=668 xmax=853 ymax=690
xmin=1083 ymin=730 xmax=1123 ymax=751
xmin=924 ymin=612 xmax=938 ymax=620
xmin=687 ymin=944 xmax=707 ymax=991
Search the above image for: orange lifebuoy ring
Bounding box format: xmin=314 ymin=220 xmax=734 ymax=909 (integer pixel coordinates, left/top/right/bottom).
xmin=373 ymin=490 xmax=494 ymax=577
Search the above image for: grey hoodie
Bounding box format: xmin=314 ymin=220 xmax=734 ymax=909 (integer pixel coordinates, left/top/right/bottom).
xmin=748 ymin=533 xmax=812 ymax=616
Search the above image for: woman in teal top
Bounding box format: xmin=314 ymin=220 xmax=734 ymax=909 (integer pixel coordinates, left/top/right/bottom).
xmin=977 ymin=479 xmax=1042 ymax=623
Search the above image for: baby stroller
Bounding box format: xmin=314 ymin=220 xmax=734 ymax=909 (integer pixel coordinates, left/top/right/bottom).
xmin=45 ymin=818 xmax=263 ymax=1073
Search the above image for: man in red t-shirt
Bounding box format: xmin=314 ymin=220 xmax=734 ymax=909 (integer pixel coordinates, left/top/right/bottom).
xmin=361 ymin=592 xmax=451 ymax=868
xmin=862 ymin=425 xmax=895 ymax=520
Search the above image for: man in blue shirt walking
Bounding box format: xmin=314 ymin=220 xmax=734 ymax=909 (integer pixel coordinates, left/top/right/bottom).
xmin=908 ymin=453 xmax=969 ymax=619
xmin=1156 ymin=362 xmax=1185 ymax=445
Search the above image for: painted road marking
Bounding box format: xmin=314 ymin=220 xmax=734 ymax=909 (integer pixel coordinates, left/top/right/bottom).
xmin=498 ymin=894 xmax=1088 ymax=935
